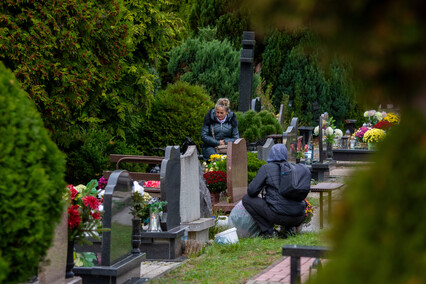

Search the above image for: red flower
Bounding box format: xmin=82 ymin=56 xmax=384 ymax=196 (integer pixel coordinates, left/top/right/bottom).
xmin=373 ymin=120 xmax=393 ymax=130
xmin=91 ymin=211 xmax=101 ymax=220
xmin=83 ymin=195 xmax=100 ymax=210
xmin=67 ymin=184 xmax=78 ymax=200
xmin=68 ymin=205 xmax=81 ymax=229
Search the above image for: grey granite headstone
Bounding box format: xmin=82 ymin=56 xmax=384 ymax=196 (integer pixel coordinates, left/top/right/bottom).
xmin=238 ymin=31 xmax=255 ymax=112
xmin=160 ymin=146 xmax=181 ymax=231
xmin=180 ymin=145 xmax=200 ymax=223
xmin=257 ymin=138 xmax=274 ymax=161
xmin=226 ymin=138 xmax=248 ymax=203
xmin=278 ymin=104 xmax=285 ymax=128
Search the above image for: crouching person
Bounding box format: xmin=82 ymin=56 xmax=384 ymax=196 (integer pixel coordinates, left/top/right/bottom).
xmin=242 ymin=143 xmax=306 ymax=238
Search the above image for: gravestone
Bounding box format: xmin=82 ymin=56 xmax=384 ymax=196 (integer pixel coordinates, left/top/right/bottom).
xmin=282 ymin=117 xmax=299 ymax=163
xmin=180 ymin=145 xmax=215 ymax=242
xmin=278 ymin=104 xmax=285 ymax=128
xmin=226 ymin=138 xmax=248 ymax=203
xmin=257 ymin=138 xmax=274 ymax=161
xmin=73 ymin=170 xmax=144 ymax=284
xmin=140 ymin=146 xmax=186 ymax=260
xmin=238 ymin=31 xmax=255 ymax=112
xmin=251 ymin=97 xmax=261 ymax=112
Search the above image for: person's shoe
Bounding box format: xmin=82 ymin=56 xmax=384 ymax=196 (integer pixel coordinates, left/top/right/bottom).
xmin=260 ymin=230 xmax=279 ymax=239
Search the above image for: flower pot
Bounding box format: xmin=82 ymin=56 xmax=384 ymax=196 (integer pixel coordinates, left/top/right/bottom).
xmin=326 ymin=143 xmax=333 ymax=160
xmin=368 ymin=142 xmax=377 ymax=150
xmin=210 ymin=192 xmax=221 ymax=205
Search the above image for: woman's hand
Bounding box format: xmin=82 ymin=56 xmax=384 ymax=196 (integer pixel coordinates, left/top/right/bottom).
xmin=219 ymin=140 xmax=225 ymax=145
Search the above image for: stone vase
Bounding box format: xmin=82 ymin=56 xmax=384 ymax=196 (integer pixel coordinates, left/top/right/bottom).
xmin=368 ymin=142 xmax=377 ymax=150
xmin=131 ymin=218 xmax=141 ymax=254
xmin=65 ymin=240 xmax=75 ymax=278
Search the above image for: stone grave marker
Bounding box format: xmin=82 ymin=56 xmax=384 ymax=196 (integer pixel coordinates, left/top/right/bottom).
xmin=73 ymin=170 xmax=144 ymax=284
xmin=238 ymin=31 xmax=255 ymax=112
xmin=278 ymin=104 xmax=285 ymax=128
xmin=226 ymin=138 xmax=248 ymax=203
xmin=180 ymin=145 xmax=214 ymax=242
xmin=282 ymin=117 xmax=299 ymax=163
xmin=257 ymin=138 xmax=274 ymax=161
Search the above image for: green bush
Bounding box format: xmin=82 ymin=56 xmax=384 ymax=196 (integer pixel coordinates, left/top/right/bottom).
xmin=64 ymin=128 xmax=145 ymax=185
xmin=0 ymin=62 xmax=66 ymax=283
xmin=247 ymin=152 xmax=266 ymax=184
xmin=236 ymin=110 xmax=283 ymax=143
xmin=138 ymin=81 xmax=213 ymax=155
xmin=313 ymin=109 xmax=426 ymax=283
xmin=168 ymin=37 xmax=240 ymax=107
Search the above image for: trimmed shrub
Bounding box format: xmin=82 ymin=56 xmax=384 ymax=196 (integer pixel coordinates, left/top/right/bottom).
xmin=168 ymin=37 xmax=240 ymax=107
xmin=247 ymin=152 xmax=266 ymax=184
xmin=237 ymin=110 xmax=283 ymax=144
xmin=0 ymin=62 xmax=66 ymax=283
xmin=138 ymin=81 xmax=214 ymax=155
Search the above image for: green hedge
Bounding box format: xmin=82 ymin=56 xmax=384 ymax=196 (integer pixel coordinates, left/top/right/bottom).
xmin=0 ymin=62 xmax=66 ymax=283
xmin=138 ymin=81 xmax=213 ymax=155
xmin=236 ymin=110 xmax=283 ymax=143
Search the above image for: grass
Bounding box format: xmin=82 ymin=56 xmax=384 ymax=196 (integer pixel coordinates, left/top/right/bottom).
xmin=150 ymin=231 xmax=325 ymax=283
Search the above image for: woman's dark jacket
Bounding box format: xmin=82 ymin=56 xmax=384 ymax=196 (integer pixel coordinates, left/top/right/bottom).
xmin=247 ymin=162 xmax=306 ymax=217
xmin=201 ymin=108 xmax=239 ymax=147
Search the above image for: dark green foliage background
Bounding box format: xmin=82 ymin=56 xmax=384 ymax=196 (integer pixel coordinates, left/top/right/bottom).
xmin=0 ymin=63 xmax=66 ymax=283
xmin=168 ymin=36 xmax=240 ymax=107
xmin=138 ymin=81 xmax=213 ymax=155
xmin=247 ymin=152 xmax=266 ymax=184
xmin=236 ymin=110 xmax=283 ymax=143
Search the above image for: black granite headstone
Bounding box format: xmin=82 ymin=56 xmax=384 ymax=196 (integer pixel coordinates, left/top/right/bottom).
xmin=238 ymin=31 xmax=255 ymax=112
xmin=160 ymin=146 xmax=181 ymax=231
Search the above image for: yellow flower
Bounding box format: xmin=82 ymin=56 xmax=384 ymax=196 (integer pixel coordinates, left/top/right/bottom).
xmin=383 ymin=112 xmax=400 ymax=124
xmin=363 ymin=128 xmax=386 ymax=143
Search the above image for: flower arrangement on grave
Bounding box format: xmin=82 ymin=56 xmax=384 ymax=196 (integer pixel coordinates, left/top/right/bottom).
xmin=383 ymin=112 xmax=400 ymax=125
xmin=67 ymin=179 xmax=106 ymax=245
xmin=130 ymin=191 xmax=152 ymax=225
xmin=314 ymin=116 xmax=337 ymax=145
xmin=291 ymin=143 xmax=309 ymax=160
xmin=363 ymin=128 xmax=386 ymax=143
xmin=148 ymin=198 xmax=168 ymax=214
xmin=144 ymin=180 xmax=160 ymax=188
xmin=203 ymin=170 xmax=227 ymax=193
xmin=373 ymin=120 xmax=393 ymax=130
xmin=354 ymin=126 xmax=372 ymax=142
xmin=364 ymin=110 xmax=386 ymax=126
xmin=302 ymin=199 xmax=314 ymax=225
xmin=202 ymin=154 xmax=227 ymax=172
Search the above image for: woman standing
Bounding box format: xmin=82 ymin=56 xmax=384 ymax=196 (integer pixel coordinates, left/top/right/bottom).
xmin=242 ymin=143 xmax=306 ymax=238
xmin=201 ymin=98 xmax=239 ymax=161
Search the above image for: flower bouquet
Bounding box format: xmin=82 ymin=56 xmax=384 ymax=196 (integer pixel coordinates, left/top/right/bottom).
xmin=383 ymin=112 xmax=400 ymax=125
xmin=67 ymin=179 xmax=106 ymax=245
xmin=354 ymin=126 xmax=371 ymax=142
xmin=364 ymin=110 xmax=386 ymax=126
xmin=203 ymin=170 xmax=227 ymax=193
xmin=363 ymin=128 xmax=386 ymax=143
xmin=373 ymin=120 xmax=393 ymax=130
xmin=202 ymin=154 xmax=227 ymax=172
xmin=130 ymin=191 xmax=152 ymax=225
xmin=302 ymin=199 xmax=314 ymax=225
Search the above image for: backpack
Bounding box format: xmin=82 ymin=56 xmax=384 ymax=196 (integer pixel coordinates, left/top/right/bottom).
xmin=279 ymin=162 xmax=311 ymax=201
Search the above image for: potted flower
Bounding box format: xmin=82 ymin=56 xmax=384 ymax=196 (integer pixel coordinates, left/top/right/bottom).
xmin=354 ymin=126 xmax=371 ymax=147
xmin=383 ymin=112 xmax=400 ymax=125
xmin=203 ymin=170 xmax=227 ymax=204
xmin=364 ymin=109 xmax=387 ymax=126
xmin=363 ymin=128 xmax=386 ymax=150
xmin=66 ymin=179 xmax=105 ymax=276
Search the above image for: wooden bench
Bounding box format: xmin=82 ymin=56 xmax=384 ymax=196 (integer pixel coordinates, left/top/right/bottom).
xmin=103 ymin=154 xmax=164 ymax=196
xmin=310 ymin=182 xmax=345 ymax=229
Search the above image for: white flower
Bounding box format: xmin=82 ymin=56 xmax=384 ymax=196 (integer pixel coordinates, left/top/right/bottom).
xmin=326 ymin=127 xmax=334 ymax=136
xmin=98 ymin=204 xmax=104 ymax=212
xmin=334 ymin=129 xmax=343 ymax=138
xmin=381 ymin=111 xmax=387 ymax=118
xmin=74 ymin=184 xmax=86 ymax=193
xmin=314 ymin=126 xmax=319 ymax=135
xmin=132 ymin=181 xmax=144 ymax=194
xmin=97 ymin=189 xmax=105 ymax=199
xmin=368 ymin=110 xmax=376 ymax=117
xmin=364 ymin=111 xmax=369 ymax=117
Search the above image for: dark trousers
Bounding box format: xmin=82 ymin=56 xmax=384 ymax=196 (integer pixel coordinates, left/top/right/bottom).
xmin=242 ymin=194 xmax=304 ymax=234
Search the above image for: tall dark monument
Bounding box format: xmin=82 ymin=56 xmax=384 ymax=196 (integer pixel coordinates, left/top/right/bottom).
xmin=238 ymin=31 xmax=255 ymax=112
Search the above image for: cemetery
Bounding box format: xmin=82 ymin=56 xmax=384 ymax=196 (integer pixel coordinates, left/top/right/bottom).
xmin=0 ymin=1 xmax=423 ymax=284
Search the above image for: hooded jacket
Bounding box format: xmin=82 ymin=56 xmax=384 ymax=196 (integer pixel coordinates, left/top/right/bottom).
xmin=247 ymin=144 xmax=306 ymax=216
xmin=201 ymin=108 xmax=239 ymax=148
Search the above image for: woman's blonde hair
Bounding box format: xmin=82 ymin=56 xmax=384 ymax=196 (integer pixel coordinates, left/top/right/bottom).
xmin=215 ymin=98 xmax=230 ymax=112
